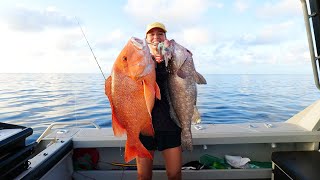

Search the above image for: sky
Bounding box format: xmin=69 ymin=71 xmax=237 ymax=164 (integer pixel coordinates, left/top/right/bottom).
xmin=0 ymin=0 xmax=314 ymax=74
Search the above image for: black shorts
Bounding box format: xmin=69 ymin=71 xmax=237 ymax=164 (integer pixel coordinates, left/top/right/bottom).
xmin=139 ymin=131 xmax=181 ymax=151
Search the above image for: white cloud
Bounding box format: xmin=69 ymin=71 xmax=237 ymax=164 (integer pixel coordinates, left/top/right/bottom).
xmin=123 ymin=0 xmax=221 ymax=25
xmin=0 ymin=1 xmax=311 ymax=74
xmin=182 ymin=28 xmax=211 ymax=45
xmin=186 ymin=35 xmax=310 ymax=74
xmin=257 ymin=0 xmax=301 ymax=19
xmin=238 ymin=20 xmax=297 ymax=45
xmin=234 ymin=0 xmax=249 ymax=13
xmin=0 ymin=18 xmax=98 ymax=73
xmin=0 ymin=5 xmax=119 ymax=74
xmin=2 ymin=5 xmax=76 ymax=32
xmin=170 ymin=27 xmax=213 ymax=46
xmin=258 ymin=21 xmax=295 ymax=43
xmin=95 ymin=29 xmax=129 ymax=49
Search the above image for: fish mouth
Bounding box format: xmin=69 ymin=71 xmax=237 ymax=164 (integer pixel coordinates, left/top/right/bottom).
xmin=127 ymin=37 xmax=154 ymax=80
xmin=130 ymin=54 xmax=153 ymax=80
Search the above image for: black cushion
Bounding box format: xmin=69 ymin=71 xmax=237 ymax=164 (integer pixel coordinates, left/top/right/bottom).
xmin=272 ymin=151 xmax=320 ymax=180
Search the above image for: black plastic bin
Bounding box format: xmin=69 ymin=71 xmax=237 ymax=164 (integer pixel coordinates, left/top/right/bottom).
xmin=0 ymin=122 xmax=33 ymax=156
xmin=0 ymin=142 xmax=37 ymax=179
xmin=0 ymin=122 xmax=36 ymax=179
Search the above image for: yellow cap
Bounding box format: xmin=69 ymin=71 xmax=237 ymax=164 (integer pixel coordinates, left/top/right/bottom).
xmin=145 ymin=22 xmax=167 ymax=34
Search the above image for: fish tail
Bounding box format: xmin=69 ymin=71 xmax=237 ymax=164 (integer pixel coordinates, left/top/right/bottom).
xmin=181 ymin=130 xmax=193 ymax=151
xmin=124 ymin=141 xmax=138 ymax=163
xmin=137 ymin=141 xmax=153 ymax=160
xmin=124 ymin=135 xmax=153 ymax=163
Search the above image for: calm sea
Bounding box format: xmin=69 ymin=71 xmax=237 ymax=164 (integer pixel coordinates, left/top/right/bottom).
xmin=1 ymin=73 xmax=319 ymax=142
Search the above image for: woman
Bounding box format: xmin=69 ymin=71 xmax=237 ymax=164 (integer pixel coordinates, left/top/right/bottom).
xmin=137 ymin=22 xmax=182 ymax=180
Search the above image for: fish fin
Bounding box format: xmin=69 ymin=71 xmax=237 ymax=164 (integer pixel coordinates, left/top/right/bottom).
xmin=186 ymin=48 xmax=193 ymax=56
xmin=143 ymin=80 xmax=155 ymax=116
xmin=124 ymin=134 xmax=153 ymax=162
xmin=124 ymin=141 xmax=137 ymax=163
xmin=137 ymin=146 xmax=153 ymax=160
xmin=105 ymin=76 xmax=112 ymax=98
xmin=140 ymin=120 xmax=154 ymax=136
xmin=136 ymin=139 xmax=153 ymax=160
xmin=111 ymin=113 xmax=126 ymax=137
xmin=194 ymin=71 xmax=207 ymax=84
xmin=105 ymin=76 xmax=126 ymax=136
xmin=155 ymin=83 xmax=161 ymax=100
xmin=177 ymin=69 xmax=187 ymax=79
xmin=192 ymin=106 xmax=202 ymax=124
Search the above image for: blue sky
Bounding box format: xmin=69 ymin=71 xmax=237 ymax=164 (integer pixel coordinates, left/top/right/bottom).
xmin=0 ymin=0 xmax=313 ymax=74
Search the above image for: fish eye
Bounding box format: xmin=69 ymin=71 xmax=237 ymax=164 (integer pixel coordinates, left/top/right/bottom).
xmin=122 ymin=56 xmax=127 ymax=61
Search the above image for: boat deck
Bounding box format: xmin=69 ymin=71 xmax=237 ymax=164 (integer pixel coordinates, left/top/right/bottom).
xmin=41 ymin=121 xmax=320 ymax=179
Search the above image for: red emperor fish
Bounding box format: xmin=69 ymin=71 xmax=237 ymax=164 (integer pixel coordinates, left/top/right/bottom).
xmin=105 ymin=37 xmax=161 ymax=162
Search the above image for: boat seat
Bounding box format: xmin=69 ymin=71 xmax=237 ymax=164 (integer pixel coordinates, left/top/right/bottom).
xmin=271 ymin=151 xmax=320 ymax=180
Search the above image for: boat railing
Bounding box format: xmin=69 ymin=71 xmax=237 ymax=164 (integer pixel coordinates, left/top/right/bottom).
xmin=36 ymin=121 xmax=101 ymax=143
xmin=301 ymin=0 xmax=320 ymax=90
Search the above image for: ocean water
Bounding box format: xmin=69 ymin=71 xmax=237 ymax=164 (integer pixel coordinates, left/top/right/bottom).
xmin=0 ymin=73 xmax=319 ymax=142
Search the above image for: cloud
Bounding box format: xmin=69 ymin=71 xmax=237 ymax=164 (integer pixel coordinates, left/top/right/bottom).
xmin=0 ymin=1 xmax=310 ymax=74
xmin=55 ymin=30 xmax=86 ymax=51
xmin=3 ymin=5 xmax=76 ymax=32
xmin=0 ymin=4 xmax=129 ymax=73
xmin=0 ymin=19 xmax=95 ymax=73
xmin=124 ymin=0 xmax=222 ymax=25
xmin=186 ymin=33 xmax=309 ymax=74
xmin=234 ymin=0 xmax=249 ymax=13
xmin=182 ymin=28 xmax=211 ymax=45
xmin=95 ymin=29 xmax=129 ymax=49
xmin=237 ymin=20 xmax=296 ymax=45
xmin=256 ymin=0 xmax=301 ymax=19
xmin=169 ymin=27 xmax=213 ymax=47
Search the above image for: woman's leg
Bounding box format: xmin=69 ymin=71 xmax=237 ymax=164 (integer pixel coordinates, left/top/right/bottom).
xmin=136 ymin=151 xmax=154 ymax=180
xmin=162 ymin=146 xmax=182 ymax=180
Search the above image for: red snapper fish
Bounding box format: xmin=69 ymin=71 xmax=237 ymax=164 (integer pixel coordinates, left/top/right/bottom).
xmin=105 ymin=37 xmax=161 ymax=162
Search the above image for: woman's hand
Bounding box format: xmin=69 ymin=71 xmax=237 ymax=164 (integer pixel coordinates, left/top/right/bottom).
xmin=154 ymin=55 xmax=163 ymax=63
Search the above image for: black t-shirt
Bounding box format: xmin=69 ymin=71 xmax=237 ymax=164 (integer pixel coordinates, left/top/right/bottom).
xmin=151 ymin=61 xmax=180 ymax=131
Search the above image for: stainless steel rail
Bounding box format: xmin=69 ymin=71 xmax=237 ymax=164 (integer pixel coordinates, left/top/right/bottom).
xmin=301 ymin=0 xmax=320 ymax=90
xmin=36 ymin=121 xmax=101 ymax=143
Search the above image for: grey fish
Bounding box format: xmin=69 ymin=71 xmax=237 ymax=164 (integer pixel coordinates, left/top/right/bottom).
xmin=160 ymin=39 xmax=207 ymax=150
